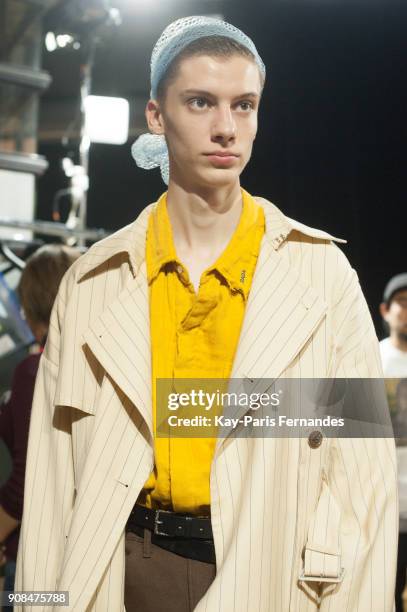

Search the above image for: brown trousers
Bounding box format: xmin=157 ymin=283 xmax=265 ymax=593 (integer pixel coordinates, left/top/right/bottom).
xmin=124 ymin=529 xmax=216 ymax=612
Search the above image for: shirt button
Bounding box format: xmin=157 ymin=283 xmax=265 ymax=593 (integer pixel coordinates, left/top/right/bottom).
xmin=308 ymin=430 xmax=323 ymax=449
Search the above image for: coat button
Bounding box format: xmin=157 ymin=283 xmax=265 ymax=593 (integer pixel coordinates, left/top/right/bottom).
xmin=308 ymin=430 xmax=323 ymax=449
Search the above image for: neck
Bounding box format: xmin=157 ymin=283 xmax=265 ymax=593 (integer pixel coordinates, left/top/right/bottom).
xmin=166 ymin=180 xmax=243 ymax=259
xmin=389 ymin=330 xmax=407 ymax=352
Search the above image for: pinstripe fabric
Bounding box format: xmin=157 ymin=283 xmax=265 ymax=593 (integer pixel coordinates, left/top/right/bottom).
xmin=14 ymin=192 xmax=398 ymax=611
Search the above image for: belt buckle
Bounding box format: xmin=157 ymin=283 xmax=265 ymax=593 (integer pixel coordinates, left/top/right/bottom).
xmin=154 ymin=508 xmax=172 ymax=536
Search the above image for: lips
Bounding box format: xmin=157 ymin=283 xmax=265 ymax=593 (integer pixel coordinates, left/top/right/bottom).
xmin=204 ymin=152 xmax=239 ymax=157
xmin=204 ymin=152 xmax=239 ymax=166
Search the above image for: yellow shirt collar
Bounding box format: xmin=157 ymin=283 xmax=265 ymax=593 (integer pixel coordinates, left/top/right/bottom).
xmin=146 ymin=188 xmax=265 ymax=299
xmin=145 ymin=191 xmax=177 ymax=281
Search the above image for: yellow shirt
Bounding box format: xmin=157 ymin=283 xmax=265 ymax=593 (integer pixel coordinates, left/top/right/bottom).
xmin=138 ymin=187 xmax=265 ymax=515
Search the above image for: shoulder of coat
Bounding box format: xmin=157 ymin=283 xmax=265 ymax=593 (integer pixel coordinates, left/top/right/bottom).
xmin=252 ymin=195 xmax=347 ymax=245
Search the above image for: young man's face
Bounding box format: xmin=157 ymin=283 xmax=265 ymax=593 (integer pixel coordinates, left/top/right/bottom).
xmin=380 ymin=289 xmax=407 ymax=338
xmin=147 ymin=54 xmax=262 ymax=188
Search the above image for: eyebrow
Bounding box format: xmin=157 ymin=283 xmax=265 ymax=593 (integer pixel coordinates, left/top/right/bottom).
xmin=180 ymin=89 xmax=260 ymax=99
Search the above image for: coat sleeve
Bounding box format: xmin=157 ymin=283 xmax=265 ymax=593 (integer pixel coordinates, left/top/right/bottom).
xmin=13 ymin=266 xmax=77 ymax=609
xmin=320 ymin=251 xmax=398 ymax=611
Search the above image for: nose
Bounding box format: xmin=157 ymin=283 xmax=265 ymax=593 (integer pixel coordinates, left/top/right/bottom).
xmin=211 ymin=105 xmax=237 ymax=143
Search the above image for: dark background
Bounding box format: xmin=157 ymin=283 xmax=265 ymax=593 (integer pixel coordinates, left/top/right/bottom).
xmin=36 ymin=0 xmax=406 ymax=336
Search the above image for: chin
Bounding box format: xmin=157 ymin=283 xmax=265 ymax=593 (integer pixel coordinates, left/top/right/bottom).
xmin=198 ymin=167 xmax=240 ymax=187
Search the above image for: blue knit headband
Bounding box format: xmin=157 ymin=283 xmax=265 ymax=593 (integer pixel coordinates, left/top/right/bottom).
xmin=131 ymin=16 xmax=266 ymax=185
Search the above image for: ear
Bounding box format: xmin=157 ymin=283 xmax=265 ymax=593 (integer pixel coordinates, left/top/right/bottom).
xmin=145 ymin=99 xmax=165 ymax=135
xmin=379 ymin=301 xmax=389 ymax=321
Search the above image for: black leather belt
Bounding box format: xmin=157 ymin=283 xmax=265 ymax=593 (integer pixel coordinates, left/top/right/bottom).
xmin=125 ymin=504 xmax=215 ymax=564
xmin=128 ymin=504 xmax=213 ymax=539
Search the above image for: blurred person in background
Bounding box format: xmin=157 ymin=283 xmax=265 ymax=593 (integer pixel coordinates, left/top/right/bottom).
xmin=380 ymin=274 xmax=407 ymax=377
xmin=380 ymin=273 xmax=407 ymax=612
xmin=0 ymin=245 xmax=81 ymax=608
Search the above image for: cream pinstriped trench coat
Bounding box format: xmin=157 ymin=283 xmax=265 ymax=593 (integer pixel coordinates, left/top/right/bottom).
xmin=15 ymin=192 xmax=398 ymax=611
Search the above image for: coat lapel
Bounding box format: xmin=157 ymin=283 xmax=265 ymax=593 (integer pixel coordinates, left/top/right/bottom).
xmin=81 ymin=260 xmax=153 ymax=439
xmin=229 ymin=237 xmax=328 ymax=383
xmin=214 ymin=195 xmax=341 ymax=449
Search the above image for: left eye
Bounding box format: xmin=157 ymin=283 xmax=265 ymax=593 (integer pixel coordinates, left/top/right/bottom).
xmin=238 ymin=101 xmax=253 ymax=111
xmin=189 ymin=98 xmax=253 ymax=110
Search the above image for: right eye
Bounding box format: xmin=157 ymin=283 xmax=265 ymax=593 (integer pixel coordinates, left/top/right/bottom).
xmin=188 ymin=97 xmax=210 ymax=109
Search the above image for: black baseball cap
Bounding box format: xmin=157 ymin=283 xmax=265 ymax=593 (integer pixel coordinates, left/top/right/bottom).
xmin=383 ymin=273 xmax=407 ymax=304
